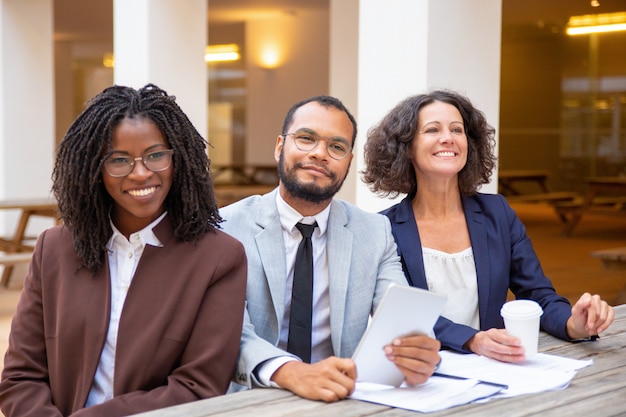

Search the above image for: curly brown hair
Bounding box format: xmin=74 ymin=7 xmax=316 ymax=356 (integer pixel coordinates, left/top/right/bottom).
xmin=361 ymin=90 xmax=497 ymax=198
xmin=52 ymin=84 xmax=221 ymax=273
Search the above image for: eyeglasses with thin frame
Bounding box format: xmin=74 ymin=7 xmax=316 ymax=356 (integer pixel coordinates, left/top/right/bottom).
xmin=282 ymin=129 xmax=352 ymax=160
xmin=103 ymin=149 xmax=174 ymax=177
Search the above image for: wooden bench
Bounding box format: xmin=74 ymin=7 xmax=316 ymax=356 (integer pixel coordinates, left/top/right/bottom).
xmin=212 ymin=164 xmax=278 ymax=186
xmin=0 ymin=252 xmax=33 ymax=266
xmin=590 ymin=247 xmax=626 ymax=270
xmin=507 ymin=192 xmax=581 ymax=223
xmin=591 ymin=247 xmax=626 ymax=304
xmin=498 ymin=169 xmax=551 ymax=196
xmin=551 ymin=196 xmax=626 ymax=235
xmin=0 ymin=252 xmax=33 ymax=287
xmin=0 ymin=198 xmax=58 ymax=287
xmin=552 ymin=196 xmax=626 ymax=216
xmin=506 ymin=191 xmax=580 ymax=204
xmin=214 ymin=184 xmax=276 ymax=207
xmin=499 ymin=172 xmax=582 ymax=223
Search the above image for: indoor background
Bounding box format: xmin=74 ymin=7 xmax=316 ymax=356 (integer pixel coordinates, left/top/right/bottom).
xmin=53 ymin=0 xmax=626 ymax=194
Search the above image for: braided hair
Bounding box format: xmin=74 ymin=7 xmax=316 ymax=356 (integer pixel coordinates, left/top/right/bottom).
xmin=52 ymin=83 xmax=221 ymax=273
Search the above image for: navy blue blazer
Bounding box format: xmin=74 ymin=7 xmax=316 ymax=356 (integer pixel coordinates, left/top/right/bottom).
xmin=382 ymin=193 xmax=572 ymax=353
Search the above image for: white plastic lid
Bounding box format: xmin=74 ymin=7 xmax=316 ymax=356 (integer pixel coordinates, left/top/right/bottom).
xmin=500 ymin=299 xmax=543 ymax=319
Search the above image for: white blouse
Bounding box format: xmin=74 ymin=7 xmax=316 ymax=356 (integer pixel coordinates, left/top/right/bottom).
xmin=422 ymin=247 xmax=480 ymax=330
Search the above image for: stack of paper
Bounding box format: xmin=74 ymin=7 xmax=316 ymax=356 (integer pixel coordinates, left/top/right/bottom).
xmin=351 ymin=377 xmax=502 ymax=413
xmin=350 ymin=351 xmax=592 ymax=413
xmin=436 ymin=350 xmax=592 ymax=398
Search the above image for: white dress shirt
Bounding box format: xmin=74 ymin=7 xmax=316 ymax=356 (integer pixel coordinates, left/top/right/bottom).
xmin=85 ymin=212 xmax=166 ymax=407
xmin=256 ymin=193 xmax=333 ymax=386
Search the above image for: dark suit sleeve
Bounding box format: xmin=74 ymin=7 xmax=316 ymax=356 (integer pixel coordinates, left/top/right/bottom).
xmin=433 ymin=317 xmax=478 ymax=353
xmin=0 ymin=229 xmax=65 ymax=417
xmin=500 ymin=197 xmax=572 ymax=340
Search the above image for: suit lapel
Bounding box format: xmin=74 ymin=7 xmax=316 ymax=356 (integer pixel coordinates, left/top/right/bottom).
xmin=462 ymin=196 xmax=491 ymax=330
xmin=255 ymin=191 xmax=289 ymax=327
xmin=76 ymin=258 xmax=111 ymax=406
xmin=326 ymin=200 xmax=352 ymax=356
xmin=390 ymin=197 xmax=427 ymax=288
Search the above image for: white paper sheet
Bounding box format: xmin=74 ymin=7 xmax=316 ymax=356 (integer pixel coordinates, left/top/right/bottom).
xmin=436 ymin=351 xmax=593 ymax=398
xmin=351 ymin=376 xmax=502 ymax=413
xmin=350 ymin=351 xmax=592 ymax=412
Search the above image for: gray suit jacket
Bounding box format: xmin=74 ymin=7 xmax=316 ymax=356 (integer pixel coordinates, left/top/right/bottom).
xmin=219 ymin=188 xmax=407 ymax=389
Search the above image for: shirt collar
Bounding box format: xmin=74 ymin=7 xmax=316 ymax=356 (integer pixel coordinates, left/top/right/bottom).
xmin=106 ymin=211 xmax=167 ymax=250
xmin=275 ymin=192 xmax=330 ymax=236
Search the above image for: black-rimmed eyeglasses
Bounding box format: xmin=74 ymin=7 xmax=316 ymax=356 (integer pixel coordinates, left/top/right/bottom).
xmin=103 ymin=149 xmax=174 ymax=177
xmin=282 ymin=129 xmax=352 ymax=160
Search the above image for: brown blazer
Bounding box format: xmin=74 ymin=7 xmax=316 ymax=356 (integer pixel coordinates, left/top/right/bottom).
xmin=0 ymin=216 xmax=247 ymax=417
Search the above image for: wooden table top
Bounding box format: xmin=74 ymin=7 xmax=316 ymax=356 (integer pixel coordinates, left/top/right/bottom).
xmin=0 ymin=198 xmax=57 ymax=211
xmin=131 ymin=304 xmax=626 ymax=417
xmin=586 ymin=176 xmax=626 ymax=187
xmin=498 ymin=169 xmax=551 ymax=180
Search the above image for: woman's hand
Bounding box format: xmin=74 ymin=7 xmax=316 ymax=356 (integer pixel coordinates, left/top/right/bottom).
xmin=465 ymin=328 xmax=526 ymax=363
xmin=567 ymin=292 xmax=614 ymax=339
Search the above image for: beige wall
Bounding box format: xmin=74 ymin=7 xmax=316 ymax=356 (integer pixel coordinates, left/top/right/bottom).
xmin=244 ymin=9 xmax=330 ymax=166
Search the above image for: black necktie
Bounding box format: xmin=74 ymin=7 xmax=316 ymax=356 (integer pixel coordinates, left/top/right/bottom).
xmin=287 ymin=222 xmax=317 ymax=363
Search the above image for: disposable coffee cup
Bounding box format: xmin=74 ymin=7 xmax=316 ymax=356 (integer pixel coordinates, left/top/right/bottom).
xmin=500 ymin=300 xmax=543 ymax=359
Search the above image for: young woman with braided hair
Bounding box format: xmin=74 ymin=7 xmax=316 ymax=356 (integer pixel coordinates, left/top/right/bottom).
xmin=0 ymin=84 xmax=247 ymax=417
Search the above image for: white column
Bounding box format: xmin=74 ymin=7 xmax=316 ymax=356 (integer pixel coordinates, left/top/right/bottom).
xmin=355 ymin=0 xmax=502 ymax=211
xmin=0 ymin=0 xmax=55 ymax=234
xmin=113 ymin=0 xmax=207 ymax=136
xmin=330 ymin=0 xmax=359 ymax=203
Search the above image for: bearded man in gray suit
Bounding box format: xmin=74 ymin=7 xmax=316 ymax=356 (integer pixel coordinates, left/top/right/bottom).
xmin=220 ymin=95 xmax=441 ymax=402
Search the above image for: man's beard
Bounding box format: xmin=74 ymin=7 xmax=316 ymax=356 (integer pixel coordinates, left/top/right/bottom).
xmin=277 ymin=149 xmax=349 ymax=204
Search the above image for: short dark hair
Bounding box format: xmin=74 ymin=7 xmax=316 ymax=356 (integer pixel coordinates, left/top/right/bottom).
xmin=361 ymin=90 xmax=497 ymax=197
xmin=281 ymin=95 xmax=358 ymax=146
xmin=52 ymin=83 xmax=221 ymax=273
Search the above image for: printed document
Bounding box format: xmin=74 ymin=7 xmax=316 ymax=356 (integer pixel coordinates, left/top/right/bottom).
xmin=350 ymin=351 xmax=592 ymax=412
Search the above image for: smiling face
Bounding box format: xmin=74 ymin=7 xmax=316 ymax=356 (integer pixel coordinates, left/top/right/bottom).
xmin=102 ymin=116 xmax=173 ymax=237
xmin=412 ymin=100 xmax=468 ymax=181
xmin=275 ymin=101 xmax=354 ymax=207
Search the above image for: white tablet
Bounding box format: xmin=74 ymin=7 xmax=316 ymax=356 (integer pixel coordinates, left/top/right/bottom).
xmin=352 ymin=283 xmax=446 ymax=386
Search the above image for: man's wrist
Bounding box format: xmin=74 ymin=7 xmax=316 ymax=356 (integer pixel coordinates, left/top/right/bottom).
xmin=255 ymin=356 xmax=299 ymax=387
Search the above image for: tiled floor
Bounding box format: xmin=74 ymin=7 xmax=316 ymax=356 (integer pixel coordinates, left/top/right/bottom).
xmin=0 ymin=202 xmax=624 ymax=413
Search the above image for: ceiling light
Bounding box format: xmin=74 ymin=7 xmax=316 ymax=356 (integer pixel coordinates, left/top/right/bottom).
xmin=205 ymin=44 xmax=240 ymax=62
xmin=102 ymin=53 xmax=115 ymax=68
xmin=566 ymin=12 xmax=626 ymax=35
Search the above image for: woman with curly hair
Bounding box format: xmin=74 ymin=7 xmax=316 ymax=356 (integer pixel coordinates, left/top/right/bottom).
xmin=362 ymin=89 xmax=613 ymax=362
xmin=0 ymin=84 xmax=247 ymax=416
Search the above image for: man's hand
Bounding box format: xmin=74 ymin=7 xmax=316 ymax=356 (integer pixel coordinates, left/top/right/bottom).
xmin=567 ymin=292 xmax=614 ymax=339
xmin=383 ymin=335 xmax=441 ymax=385
xmin=465 ymin=329 xmax=525 ymax=363
xmin=270 ymin=357 xmax=357 ymax=402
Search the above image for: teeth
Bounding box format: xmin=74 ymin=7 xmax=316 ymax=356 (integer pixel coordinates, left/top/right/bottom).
xmin=128 ymin=187 xmax=156 ymax=197
xmin=435 ymin=152 xmax=455 ymax=157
